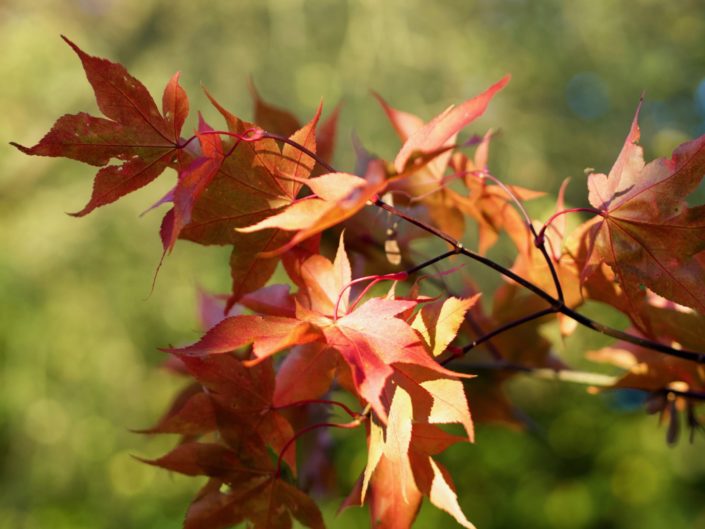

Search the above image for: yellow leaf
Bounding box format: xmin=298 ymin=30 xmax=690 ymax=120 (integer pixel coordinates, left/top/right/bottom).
xmin=412 ymin=295 xmax=480 ymax=356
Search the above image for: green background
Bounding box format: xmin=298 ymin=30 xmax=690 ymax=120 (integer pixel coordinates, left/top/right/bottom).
xmin=2 ymin=1 xmax=705 ymax=528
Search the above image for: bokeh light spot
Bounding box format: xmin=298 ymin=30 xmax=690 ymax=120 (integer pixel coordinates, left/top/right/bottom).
xmin=24 ymin=398 xmax=70 ymax=445
xmin=611 ymin=455 xmax=660 ymax=504
xmin=652 ymin=128 xmax=689 ymax=158
xmin=548 ymin=409 xmax=597 ymax=457
xmin=566 ymin=72 xmax=609 ymax=120
xmin=295 ymin=62 xmax=342 ymax=109
xmin=694 ymin=77 xmax=705 ymax=117
xmin=70 ymin=415 xmax=116 ymax=462
xmin=544 ymin=482 xmax=594 ymax=528
xmin=109 ymin=451 xmax=156 ymax=496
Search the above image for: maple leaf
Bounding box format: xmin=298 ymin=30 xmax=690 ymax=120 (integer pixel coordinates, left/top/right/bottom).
xmin=273 ymin=343 xmax=341 ymax=407
xmin=165 ymin=315 xmax=321 ymax=366
xmin=323 ymin=297 xmax=468 ymax=421
xmin=146 ymin=352 xmax=298 ymax=475
xmin=588 ymin=291 xmax=705 ymax=393
xmin=175 ymin=90 xmax=323 ymax=303
xmin=170 ymin=235 xmax=466 ymax=423
xmin=581 ymin=102 xmax=705 ymax=321
xmin=393 ymin=75 xmax=510 ymax=173
xmin=146 ymin=289 xmax=319 ymax=456
xmin=165 ymin=238 xmax=346 ymax=419
xmin=212 ymin=356 xmax=298 ymax=465
xmin=147 ymin=295 xmax=339 ymax=528
xmin=412 ymin=295 xmax=481 ymax=357
xmin=449 ymin=143 xmax=544 ymax=255
xmin=355 ymin=383 xmax=476 ymax=529
xmin=376 ymin=82 xmax=541 ymax=253
xmin=237 ymin=163 xmax=389 ymax=257
xmin=12 ymin=37 xmax=189 ymax=216
xmin=146 ymin=446 xmax=325 ymax=529
xmin=167 ymin=232 xmax=350 ymax=366
xmin=249 ymin=80 xmax=302 ymax=137
xmin=159 ymin=114 xmax=225 ymax=252
xmin=136 ymin=383 xmax=216 ymax=437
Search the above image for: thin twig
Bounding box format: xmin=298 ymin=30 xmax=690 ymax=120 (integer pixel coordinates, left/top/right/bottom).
xmin=233 ymin=130 xmax=705 ymax=366
xmin=373 ymin=197 xmax=705 ymax=364
xmin=439 ymin=307 xmax=555 ymax=365
xmin=467 ymin=168 xmax=564 ymax=302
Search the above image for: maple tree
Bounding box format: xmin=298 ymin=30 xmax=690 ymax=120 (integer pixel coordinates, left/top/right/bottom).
xmin=13 ymin=38 xmax=705 ymax=528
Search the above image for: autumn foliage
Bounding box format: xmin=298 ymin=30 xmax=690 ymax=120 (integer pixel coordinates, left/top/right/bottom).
xmin=13 ymin=38 xmax=705 ymax=529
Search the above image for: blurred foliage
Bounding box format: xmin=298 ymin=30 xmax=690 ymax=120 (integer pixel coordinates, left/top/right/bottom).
xmin=2 ymin=0 xmax=705 ymax=528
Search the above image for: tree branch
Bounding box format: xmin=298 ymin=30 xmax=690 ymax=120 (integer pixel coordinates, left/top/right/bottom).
xmin=233 ymin=130 xmax=705 ymax=365
xmin=373 ymin=197 xmax=705 ymax=364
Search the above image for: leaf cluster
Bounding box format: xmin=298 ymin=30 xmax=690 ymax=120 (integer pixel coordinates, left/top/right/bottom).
xmin=13 ymin=38 xmax=705 ymax=528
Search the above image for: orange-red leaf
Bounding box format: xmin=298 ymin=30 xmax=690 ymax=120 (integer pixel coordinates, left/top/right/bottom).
xmin=394 ymin=75 xmax=509 ymax=173
xmin=136 ymin=384 xmax=215 ymax=437
xmin=289 ymin=231 xmax=352 ymax=316
xmin=324 ymin=298 xmax=463 ymax=421
xmin=172 ymin=354 xmax=298 ymax=473
xmin=250 ymin=80 xmax=302 ymax=137
xmin=141 ymin=441 xmax=269 ymax=482
xmin=167 ymin=314 xmax=321 ymax=364
xmin=360 ymin=384 xmax=475 ymax=529
xmin=12 ymin=37 xmax=189 ymax=216
xmin=178 ymin=90 xmax=322 ymax=303
xmin=583 ymin=103 xmax=705 ymax=320
xmin=273 ymin=343 xmax=340 ymax=407
xmin=237 ymin=168 xmax=388 ymax=257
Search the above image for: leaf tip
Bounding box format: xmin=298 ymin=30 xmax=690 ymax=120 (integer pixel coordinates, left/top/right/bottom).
xmin=314 ymin=98 xmax=324 ymax=122
xmin=9 ymin=141 xmax=30 ymax=154
xmin=489 ymin=74 xmax=511 ymax=97
xmin=158 ymin=345 xmax=180 ymax=355
xmin=66 ymin=203 xmax=93 ymax=218
xmin=60 ymin=34 xmax=82 ymax=55
xmin=247 ymin=76 xmax=259 ymax=96
xmin=130 ymin=453 xmax=153 ymax=466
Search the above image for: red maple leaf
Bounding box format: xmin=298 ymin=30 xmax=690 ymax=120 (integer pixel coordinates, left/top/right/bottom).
xmin=580 ymin=102 xmax=705 ymax=322
xmin=168 ymin=236 xmax=469 ymax=422
xmin=145 ymin=446 xmax=324 ymax=529
xmin=12 ymin=37 xmax=189 ymax=216
xmin=174 ymin=90 xmax=324 ymax=302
